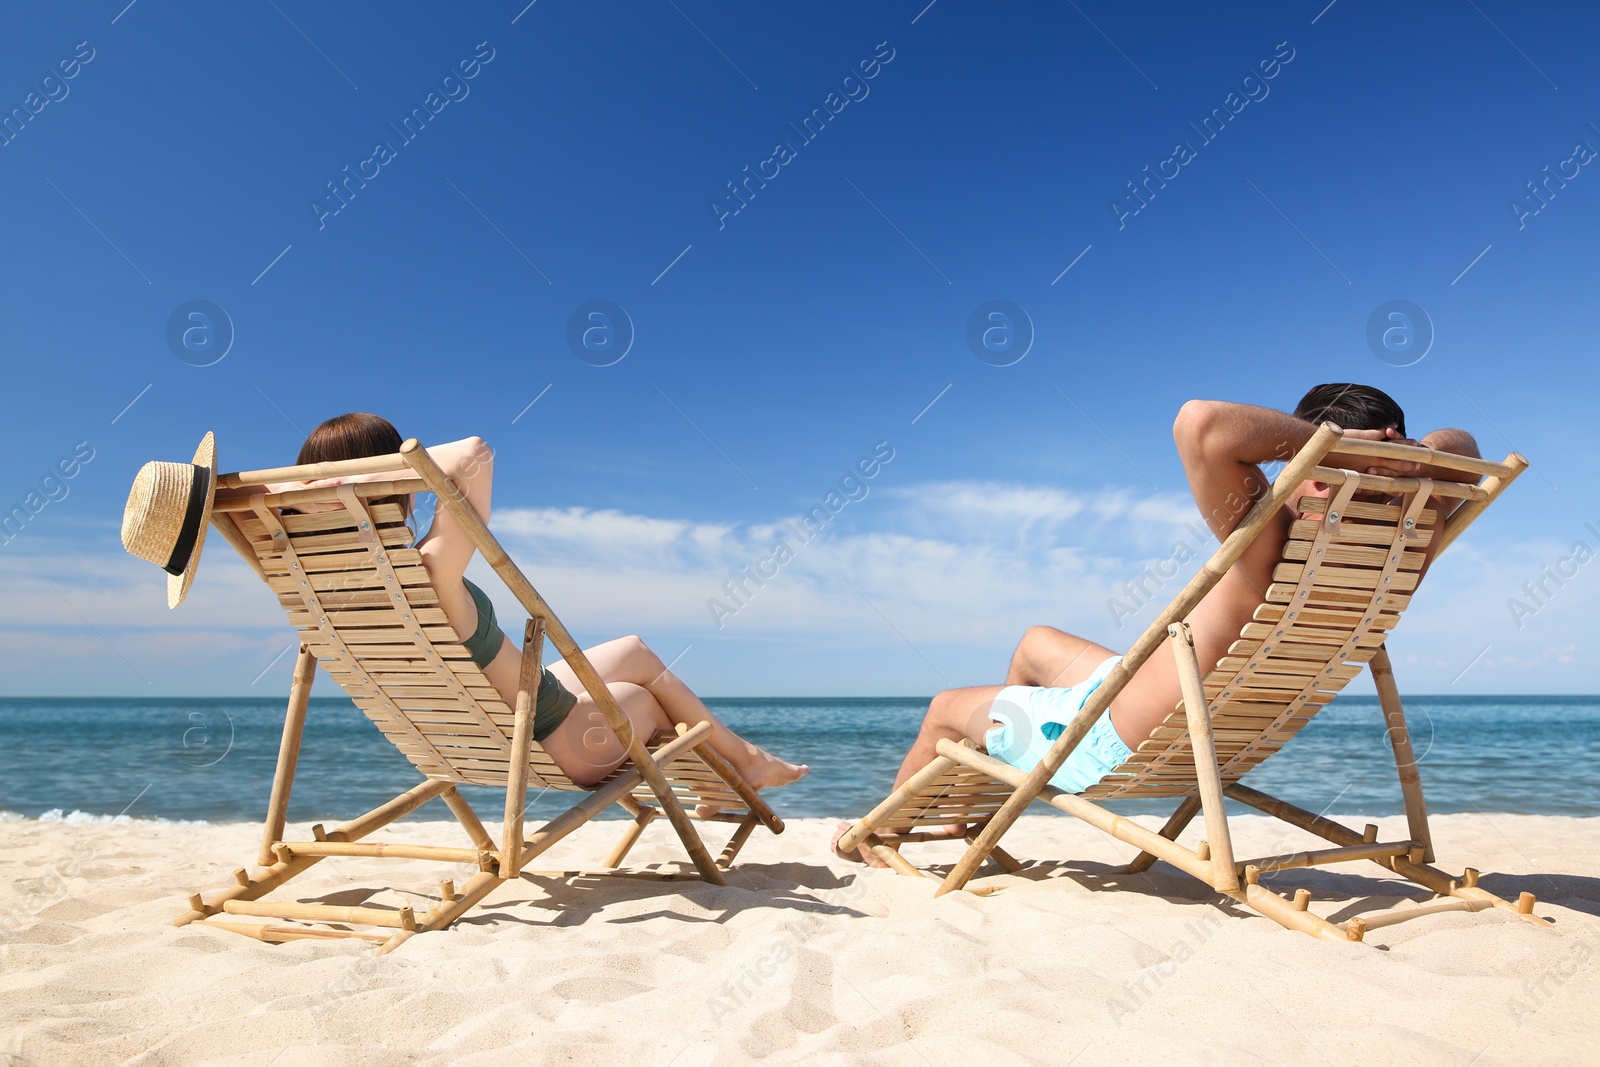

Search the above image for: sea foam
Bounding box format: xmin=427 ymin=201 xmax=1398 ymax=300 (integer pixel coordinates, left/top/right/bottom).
xmin=0 ymin=809 xmax=210 ymax=827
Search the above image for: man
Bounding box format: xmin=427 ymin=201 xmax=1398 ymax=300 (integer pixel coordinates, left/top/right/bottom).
xmin=834 ymin=383 xmax=1479 ymax=864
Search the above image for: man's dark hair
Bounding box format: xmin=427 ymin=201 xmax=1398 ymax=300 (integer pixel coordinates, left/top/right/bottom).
xmin=1293 ymin=383 xmax=1406 ymax=437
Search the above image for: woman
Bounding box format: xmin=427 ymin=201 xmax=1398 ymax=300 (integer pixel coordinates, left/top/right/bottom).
xmin=276 ymin=413 xmax=807 ymax=794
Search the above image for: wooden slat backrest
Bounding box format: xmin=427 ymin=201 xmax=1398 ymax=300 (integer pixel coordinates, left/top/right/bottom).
xmin=1084 ymin=473 xmax=1437 ymax=799
xmin=225 ymin=490 xmax=583 ymax=791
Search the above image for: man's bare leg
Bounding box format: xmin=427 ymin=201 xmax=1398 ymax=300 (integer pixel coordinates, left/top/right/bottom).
xmin=833 ymin=628 xmax=1123 ymax=866
xmin=832 ymin=685 xmax=1003 ymax=864
xmin=891 ymin=685 xmax=1005 ymax=788
xmin=1007 ymin=625 xmax=1118 ymax=688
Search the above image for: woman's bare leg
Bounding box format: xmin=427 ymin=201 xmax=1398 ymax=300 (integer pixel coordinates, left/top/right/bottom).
xmin=545 ymin=635 xmax=807 ymax=792
xmin=539 ymin=682 xmax=672 ymax=787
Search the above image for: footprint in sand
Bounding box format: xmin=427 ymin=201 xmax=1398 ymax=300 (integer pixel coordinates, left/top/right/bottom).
xmin=550 ymin=977 xmax=652 ymax=1003
xmin=37 ymin=898 xmax=112 ymax=922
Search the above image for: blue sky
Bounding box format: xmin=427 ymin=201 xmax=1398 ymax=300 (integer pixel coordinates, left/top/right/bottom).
xmin=1 ymin=0 xmax=1595 ymax=697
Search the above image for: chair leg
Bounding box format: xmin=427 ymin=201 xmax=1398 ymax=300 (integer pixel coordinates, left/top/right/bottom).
xmin=1169 ymin=624 xmax=1240 ymax=893
xmin=1225 ymin=782 xmax=1547 ymax=930
xmin=512 ymin=724 xmax=713 ymax=871
xmin=502 ymin=618 xmax=544 ymax=878
xmin=966 ymin=831 xmax=1023 ymax=873
xmin=837 ymin=751 xmax=963 ymax=856
xmin=1236 ymin=867 xmax=1356 ymax=942
xmin=1371 ymin=646 xmax=1435 ymax=862
xmin=179 ymin=778 xmax=456 ymax=927
xmin=379 ymin=869 xmax=504 ymax=955
xmin=863 ymin=833 xmax=935 ymax=880
xmin=717 ymin=815 xmax=760 ymax=868
xmin=440 ymin=787 xmax=499 ymax=865
xmin=1126 ymin=793 xmax=1203 ymax=874
xmin=184 ymin=729 xmax=738 ymax=954
xmin=606 ymin=798 xmax=657 ymax=868
xmin=258 ymin=645 xmax=316 ymax=866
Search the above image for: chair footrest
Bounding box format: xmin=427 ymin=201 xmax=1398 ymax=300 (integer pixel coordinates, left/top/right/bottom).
xmin=690 ymin=810 xmax=757 ymax=824
xmin=276 ymin=840 xmax=490 ymax=865
xmin=198 ymin=919 xmax=393 ymax=944
xmin=521 ymin=866 xmax=703 ymax=881
xmin=222 ymin=899 xmax=417 ymax=930
xmin=1236 ymin=840 xmax=1420 ymax=874
xmin=875 ymin=829 xmax=969 ymax=844
xmin=1349 ymin=897 xmax=1495 ymax=933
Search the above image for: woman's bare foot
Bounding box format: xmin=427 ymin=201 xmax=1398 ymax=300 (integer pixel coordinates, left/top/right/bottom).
xmin=830 ymin=821 xmax=889 ymax=867
xmin=699 ymin=751 xmax=809 ymax=816
xmin=739 ymin=751 xmax=809 ymax=792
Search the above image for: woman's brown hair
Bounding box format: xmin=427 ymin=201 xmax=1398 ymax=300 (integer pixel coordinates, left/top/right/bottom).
xmin=298 ymin=412 xmax=411 ymax=518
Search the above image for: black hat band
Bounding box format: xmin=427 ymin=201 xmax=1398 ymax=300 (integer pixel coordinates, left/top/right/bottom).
xmin=161 ymin=466 xmax=211 ymax=576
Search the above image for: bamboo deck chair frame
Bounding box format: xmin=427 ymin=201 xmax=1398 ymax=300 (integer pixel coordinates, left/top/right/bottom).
xmin=840 ymin=423 xmax=1551 ymax=942
xmin=175 ymin=439 xmax=782 ymax=953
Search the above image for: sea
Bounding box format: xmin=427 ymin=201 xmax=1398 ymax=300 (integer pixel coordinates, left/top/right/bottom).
xmin=1 ymin=696 xmax=1595 ymax=826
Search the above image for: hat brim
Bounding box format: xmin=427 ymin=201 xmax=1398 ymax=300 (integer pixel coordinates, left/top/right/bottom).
xmin=167 ymin=431 xmax=218 ymax=609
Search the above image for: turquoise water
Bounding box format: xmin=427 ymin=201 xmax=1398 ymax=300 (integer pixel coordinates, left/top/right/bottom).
xmin=0 ymin=696 xmax=1595 ymax=825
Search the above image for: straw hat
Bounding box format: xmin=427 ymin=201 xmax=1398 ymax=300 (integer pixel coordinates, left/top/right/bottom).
xmin=121 ymin=432 xmax=218 ymax=608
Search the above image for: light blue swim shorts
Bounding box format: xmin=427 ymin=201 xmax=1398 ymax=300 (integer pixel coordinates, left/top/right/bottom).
xmin=983 ymin=655 xmax=1131 ymax=795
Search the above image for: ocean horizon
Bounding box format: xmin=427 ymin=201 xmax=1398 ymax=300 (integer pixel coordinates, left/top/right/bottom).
xmin=3 ymin=694 xmax=1596 ymax=826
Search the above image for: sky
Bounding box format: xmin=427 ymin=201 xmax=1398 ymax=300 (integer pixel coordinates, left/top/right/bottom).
xmin=0 ymin=0 xmax=1595 ymax=698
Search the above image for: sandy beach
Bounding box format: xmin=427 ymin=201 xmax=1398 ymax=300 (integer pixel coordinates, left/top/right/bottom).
xmin=1 ymin=811 xmax=1595 ymax=1065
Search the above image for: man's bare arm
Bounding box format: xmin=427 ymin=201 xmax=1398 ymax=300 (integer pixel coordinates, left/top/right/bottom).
xmin=1404 ymin=428 xmax=1481 ymax=572
xmin=1174 ymin=400 xmax=1318 ymax=541
xmin=1172 ymin=399 xmax=1407 ymax=541
xmin=1416 ymin=427 xmax=1480 ymax=478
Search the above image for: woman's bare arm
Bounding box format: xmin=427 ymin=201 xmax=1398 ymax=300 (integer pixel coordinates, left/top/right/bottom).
xmin=410 ymin=437 xmax=495 ymax=583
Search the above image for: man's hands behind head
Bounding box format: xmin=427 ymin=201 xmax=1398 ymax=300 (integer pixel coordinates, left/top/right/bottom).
xmin=1324 ymin=425 xmax=1424 ymax=480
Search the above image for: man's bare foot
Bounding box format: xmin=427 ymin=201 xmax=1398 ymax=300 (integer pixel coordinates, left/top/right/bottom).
xmin=830 ymin=821 xmax=889 ymax=867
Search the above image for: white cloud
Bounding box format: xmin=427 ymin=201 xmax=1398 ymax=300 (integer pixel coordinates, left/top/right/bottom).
xmin=878 ymin=481 xmax=1201 ymax=553
xmin=475 ymin=482 xmax=1207 ymax=649
xmin=4 ymin=481 xmax=1595 ymax=695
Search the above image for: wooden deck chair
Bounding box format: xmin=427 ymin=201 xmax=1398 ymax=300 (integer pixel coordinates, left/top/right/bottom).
xmin=839 ymin=424 xmax=1552 ymax=941
xmin=175 ymin=440 xmax=783 ymax=953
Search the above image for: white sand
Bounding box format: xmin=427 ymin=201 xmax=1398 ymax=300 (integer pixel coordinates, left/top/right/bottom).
xmin=1 ymin=812 xmax=1595 ymax=1065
